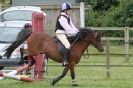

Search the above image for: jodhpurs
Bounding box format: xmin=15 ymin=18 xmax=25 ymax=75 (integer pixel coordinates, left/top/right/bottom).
xmin=56 ymin=33 xmax=70 ymax=49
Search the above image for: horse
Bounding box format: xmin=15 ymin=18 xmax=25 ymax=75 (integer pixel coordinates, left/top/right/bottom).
xmin=3 ymin=26 xmax=104 ymax=86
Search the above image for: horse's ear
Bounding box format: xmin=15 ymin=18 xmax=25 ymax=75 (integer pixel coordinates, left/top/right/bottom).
xmin=96 ymin=31 xmax=102 ymax=39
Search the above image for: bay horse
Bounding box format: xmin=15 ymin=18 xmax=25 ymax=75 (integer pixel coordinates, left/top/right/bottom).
xmin=3 ymin=27 xmax=104 ymax=86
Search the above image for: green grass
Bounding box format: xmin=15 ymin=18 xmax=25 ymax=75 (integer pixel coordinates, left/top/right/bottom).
xmin=1 ymin=67 xmax=133 ymax=88
xmin=1 ymin=45 xmax=133 ymax=88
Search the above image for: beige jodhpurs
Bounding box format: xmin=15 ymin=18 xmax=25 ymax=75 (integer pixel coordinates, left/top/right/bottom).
xmin=56 ymin=33 xmax=70 ymax=49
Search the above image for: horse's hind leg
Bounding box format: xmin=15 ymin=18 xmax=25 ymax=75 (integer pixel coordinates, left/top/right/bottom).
xmin=51 ymin=66 xmax=69 ymax=86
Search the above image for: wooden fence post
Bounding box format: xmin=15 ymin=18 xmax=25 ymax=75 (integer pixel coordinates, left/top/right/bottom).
xmin=106 ymin=39 xmax=110 ymax=79
xmin=124 ymin=27 xmax=129 ymax=62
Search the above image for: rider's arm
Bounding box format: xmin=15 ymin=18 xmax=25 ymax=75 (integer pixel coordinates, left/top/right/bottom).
xmin=70 ymin=18 xmax=79 ymax=32
xmin=59 ymin=16 xmax=77 ymax=36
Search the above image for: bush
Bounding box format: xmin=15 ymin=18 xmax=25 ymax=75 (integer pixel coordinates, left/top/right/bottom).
xmin=85 ymin=0 xmax=133 ymax=38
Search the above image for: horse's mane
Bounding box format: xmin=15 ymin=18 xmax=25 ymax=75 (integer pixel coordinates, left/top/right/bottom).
xmin=79 ymin=28 xmax=94 ymax=34
xmin=78 ymin=28 xmax=95 ymax=39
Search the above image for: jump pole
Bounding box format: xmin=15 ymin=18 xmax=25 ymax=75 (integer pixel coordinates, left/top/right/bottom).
xmin=0 ymin=64 xmax=34 ymax=82
xmin=0 ymin=72 xmax=34 ymax=82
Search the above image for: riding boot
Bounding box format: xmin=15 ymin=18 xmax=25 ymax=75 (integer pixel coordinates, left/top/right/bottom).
xmin=62 ymin=49 xmax=69 ymax=66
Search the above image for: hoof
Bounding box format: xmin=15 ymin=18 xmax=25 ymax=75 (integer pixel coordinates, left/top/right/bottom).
xmin=50 ymin=80 xmax=55 ymax=86
xmin=72 ymin=84 xmax=79 ymax=86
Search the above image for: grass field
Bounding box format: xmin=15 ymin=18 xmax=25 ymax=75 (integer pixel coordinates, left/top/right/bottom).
xmin=1 ymin=45 xmax=133 ymax=88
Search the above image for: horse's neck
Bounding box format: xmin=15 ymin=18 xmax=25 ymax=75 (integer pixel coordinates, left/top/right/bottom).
xmin=78 ymin=41 xmax=90 ymax=54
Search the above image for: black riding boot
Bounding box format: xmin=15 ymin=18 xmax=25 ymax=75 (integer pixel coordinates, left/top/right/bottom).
xmin=62 ymin=49 xmax=69 ymax=66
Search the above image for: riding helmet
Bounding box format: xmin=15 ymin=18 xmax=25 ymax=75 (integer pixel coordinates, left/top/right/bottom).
xmin=61 ymin=2 xmax=72 ymax=11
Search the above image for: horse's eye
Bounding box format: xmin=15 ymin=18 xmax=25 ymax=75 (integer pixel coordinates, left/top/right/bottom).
xmin=97 ymin=39 xmax=101 ymax=42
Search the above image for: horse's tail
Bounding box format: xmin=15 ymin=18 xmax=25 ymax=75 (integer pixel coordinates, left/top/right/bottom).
xmin=3 ymin=28 xmax=32 ymax=59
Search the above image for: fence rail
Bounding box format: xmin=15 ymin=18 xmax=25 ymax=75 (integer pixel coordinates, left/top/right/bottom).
xmin=87 ymin=27 xmax=133 ymax=30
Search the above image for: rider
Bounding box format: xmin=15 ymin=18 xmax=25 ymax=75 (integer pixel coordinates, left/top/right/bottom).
xmin=55 ymin=2 xmax=79 ymax=66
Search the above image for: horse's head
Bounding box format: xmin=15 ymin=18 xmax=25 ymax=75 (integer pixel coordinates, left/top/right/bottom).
xmin=91 ymin=31 xmax=104 ymax=52
xmin=79 ymin=28 xmax=104 ymax=52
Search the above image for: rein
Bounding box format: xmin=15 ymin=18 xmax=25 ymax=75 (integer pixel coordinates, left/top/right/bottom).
xmin=70 ymin=30 xmax=86 ymax=48
xmin=70 ymin=35 xmax=79 ymax=48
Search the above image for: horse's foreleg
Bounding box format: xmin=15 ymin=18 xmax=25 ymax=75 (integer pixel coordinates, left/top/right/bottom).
xmin=51 ymin=66 xmax=69 ymax=86
xmin=69 ymin=63 xmax=79 ymax=86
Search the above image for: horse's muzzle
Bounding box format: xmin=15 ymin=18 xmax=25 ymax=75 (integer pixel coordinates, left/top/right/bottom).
xmin=99 ymin=48 xmax=104 ymax=52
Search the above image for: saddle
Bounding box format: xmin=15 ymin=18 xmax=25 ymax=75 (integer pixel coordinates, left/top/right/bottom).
xmin=53 ymin=32 xmax=83 ymax=55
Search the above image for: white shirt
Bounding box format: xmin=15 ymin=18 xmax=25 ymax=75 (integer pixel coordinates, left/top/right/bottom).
xmin=56 ymin=12 xmax=79 ymax=36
